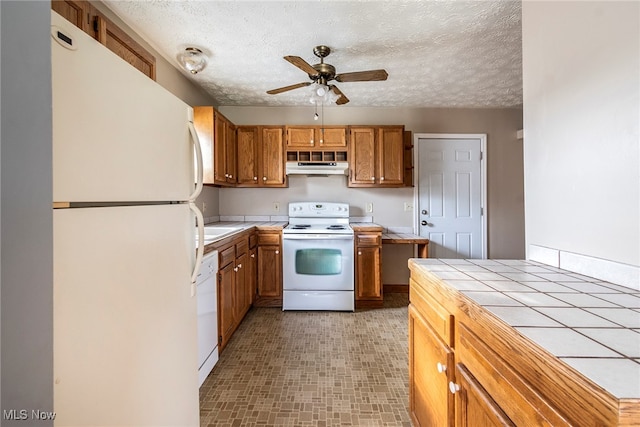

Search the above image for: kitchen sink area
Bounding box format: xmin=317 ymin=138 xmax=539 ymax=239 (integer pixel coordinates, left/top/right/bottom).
xmin=196 ymin=225 xmax=243 ymax=245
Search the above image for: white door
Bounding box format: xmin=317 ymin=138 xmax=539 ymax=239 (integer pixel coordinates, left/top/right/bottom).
xmin=417 ymin=136 xmax=485 ymax=258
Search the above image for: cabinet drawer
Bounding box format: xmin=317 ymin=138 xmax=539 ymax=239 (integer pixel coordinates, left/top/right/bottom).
xmin=356 ymin=233 xmax=381 ymax=246
xmin=249 ymin=233 xmax=258 ymax=249
xmin=258 ymin=233 xmax=280 ymax=245
xmin=410 ymin=278 xmax=453 ymax=347
xmin=456 ymin=322 xmax=570 ymax=426
xmin=219 ymin=246 xmax=235 ymax=268
xmin=235 ymin=238 xmax=248 ymax=256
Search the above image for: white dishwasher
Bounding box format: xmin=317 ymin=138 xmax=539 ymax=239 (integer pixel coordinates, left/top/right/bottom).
xmin=197 ymin=250 xmax=218 ymax=387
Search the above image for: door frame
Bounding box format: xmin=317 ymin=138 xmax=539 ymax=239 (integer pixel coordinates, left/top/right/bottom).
xmin=413 ymin=133 xmax=488 ymax=259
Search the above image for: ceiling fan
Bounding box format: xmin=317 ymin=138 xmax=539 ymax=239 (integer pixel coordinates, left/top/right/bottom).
xmin=266 ymin=45 xmax=388 ymax=105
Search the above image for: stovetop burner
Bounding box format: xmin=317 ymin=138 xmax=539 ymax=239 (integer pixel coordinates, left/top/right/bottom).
xmin=291 ymin=224 xmax=311 ymax=230
xmin=327 ymin=225 xmax=346 ymax=230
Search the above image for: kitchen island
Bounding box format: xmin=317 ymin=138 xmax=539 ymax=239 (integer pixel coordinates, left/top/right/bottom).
xmin=409 ymin=258 xmax=639 ymax=426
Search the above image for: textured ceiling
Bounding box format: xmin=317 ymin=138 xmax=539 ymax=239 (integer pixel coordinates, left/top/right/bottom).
xmin=104 ymin=0 xmax=522 ymax=108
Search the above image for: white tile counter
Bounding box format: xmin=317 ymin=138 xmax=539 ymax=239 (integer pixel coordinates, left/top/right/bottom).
xmin=410 ymin=258 xmax=640 ymax=400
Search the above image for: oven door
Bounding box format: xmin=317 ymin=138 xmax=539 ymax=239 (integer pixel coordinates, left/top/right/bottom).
xmin=282 ymin=234 xmax=354 ymax=291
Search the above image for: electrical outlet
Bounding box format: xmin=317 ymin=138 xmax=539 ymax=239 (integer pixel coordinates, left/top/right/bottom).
xmin=366 ymin=202 xmax=373 ymax=213
xmin=404 ymin=202 xmax=413 ymax=212
xmin=202 ymin=202 xmax=207 ymax=213
xmin=273 ymin=202 xmax=280 ymax=212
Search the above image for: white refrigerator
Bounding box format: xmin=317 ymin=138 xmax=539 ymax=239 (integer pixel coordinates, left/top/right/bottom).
xmin=51 ymin=12 xmax=205 ymax=426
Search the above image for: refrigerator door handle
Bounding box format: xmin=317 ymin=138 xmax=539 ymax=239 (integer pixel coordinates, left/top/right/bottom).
xmin=188 ymin=121 xmax=204 ymax=202
xmin=190 ymin=202 xmax=205 ymax=286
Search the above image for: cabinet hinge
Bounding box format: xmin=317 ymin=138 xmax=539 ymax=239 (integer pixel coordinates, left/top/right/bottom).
xmin=92 ymin=16 xmax=98 ymax=33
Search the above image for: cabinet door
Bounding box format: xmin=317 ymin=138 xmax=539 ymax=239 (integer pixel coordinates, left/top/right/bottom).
xmin=93 ymin=11 xmax=156 ymax=80
xmin=248 ymin=246 xmax=257 ymax=305
xmin=236 ymin=126 xmax=259 ymax=186
xmin=378 ymin=127 xmax=404 ymax=185
xmin=409 ymin=304 xmax=454 ymax=427
xmin=218 ymin=262 xmax=236 ymax=351
xmin=349 ymin=127 xmax=377 ymax=185
xmin=260 ymin=127 xmax=286 ymax=186
xmin=453 ymin=364 xmax=515 ymax=427
xmin=316 ymin=126 xmax=347 ymax=148
xmin=286 ymin=126 xmax=316 ymax=148
xmin=234 ymin=251 xmax=249 ymax=320
xmin=213 ymin=112 xmax=229 ymax=185
xmin=193 ymin=107 xmax=216 ymax=184
xmin=52 ymin=0 xmax=91 ymax=34
xmin=257 ymin=245 xmax=282 ymax=298
xmin=355 ymin=245 xmax=382 ymax=300
xmin=226 ymin=123 xmax=237 ymax=184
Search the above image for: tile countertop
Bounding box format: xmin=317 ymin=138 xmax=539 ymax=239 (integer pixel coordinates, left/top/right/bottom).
xmin=409 ymin=258 xmax=640 ymax=399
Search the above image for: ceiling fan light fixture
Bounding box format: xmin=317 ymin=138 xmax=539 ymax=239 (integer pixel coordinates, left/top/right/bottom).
xmin=177 ymin=47 xmax=207 ymax=74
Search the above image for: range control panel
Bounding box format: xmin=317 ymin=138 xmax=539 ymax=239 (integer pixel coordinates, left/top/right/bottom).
xmin=288 ymin=202 xmax=350 ymax=218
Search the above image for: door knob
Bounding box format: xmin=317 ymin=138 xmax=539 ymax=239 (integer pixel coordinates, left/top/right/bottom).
xmin=421 ymin=220 xmax=430 ymax=226
xmin=421 ymin=209 xmax=428 ymax=215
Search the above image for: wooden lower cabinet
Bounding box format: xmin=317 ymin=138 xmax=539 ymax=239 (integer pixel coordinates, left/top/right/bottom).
xmin=255 ymin=231 xmax=283 ymax=307
xmin=409 ymin=261 xmax=636 ymax=427
xmin=453 ymin=364 xmax=514 ymax=427
xmin=409 ymin=304 xmax=454 ymax=427
xmin=216 ymin=234 xmax=250 ymax=352
xmin=354 ymin=231 xmax=382 ymax=307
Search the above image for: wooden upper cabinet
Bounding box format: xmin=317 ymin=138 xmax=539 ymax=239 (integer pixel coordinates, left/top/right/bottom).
xmin=93 ymin=11 xmax=156 ymax=80
xmin=348 ymin=125 xmax=405 ymax=187
xmin=52 ymin=0 xmax=91 ymax=33
xmin=51 ymin=1 xmax=156 ymax=81
xmin=193 ymin=106 xmax=215 ymax=184
xmin=286 ymin=126 xmax=347 ymax=149
xmin=378 ymin=126 xmax=404 ymax=185
xmin=213 ymin=111 xmax=236 ymax=185
xmin=260 ymin=127 xmax=286 ymax=187
xmin=349 ymin=127 xmax=377 ymax=185
xmin=236 ymin=126 xmax=286 ymax=188
xmin=236 ymin=126 xmax=259 ymax=186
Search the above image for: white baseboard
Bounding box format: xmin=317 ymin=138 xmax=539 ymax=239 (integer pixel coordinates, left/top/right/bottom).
xmin=528 ymin=244 xmax=640 ymax=291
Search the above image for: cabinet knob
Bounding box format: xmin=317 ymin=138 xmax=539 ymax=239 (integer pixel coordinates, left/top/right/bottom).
xmin=449 ymin=381 xmax=460 ymax=394
xmin=229 ymin=175 xmax=233 ymax=178
xmin=381 ymin=176 xmax=385 ymax=181
xmin=275 ymin=250 xmax=280 ymax=255
xmin=237 ymin=263 xmax=242 ymax=269
xmin=225 ymin=173 xmax=229 ymax=178
xmin=320 ymin=139 xmax=323 ymax=144
xmin=251 ymin=254 xmax=255 ymax=258
xmin=371 ymin=177 xmax=375 ymax=181
xmin=310 ymin=140 xmax=314 ymax=145
xmin=253 ymin=176 xmax=258 ymax=180
xmin=233 ymin=267 xmax=238 ymax=272
xmin=263 ymin=176 xmax=267 ymax=181
xmin=358 ymin=251 xmax=362 ymax=255
xmin=436 ymin=362 xmax=446 ymax=373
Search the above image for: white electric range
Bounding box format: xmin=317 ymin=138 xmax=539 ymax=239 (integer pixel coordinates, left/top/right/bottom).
xmin=282 ymin=202 xmax=355 ymax=311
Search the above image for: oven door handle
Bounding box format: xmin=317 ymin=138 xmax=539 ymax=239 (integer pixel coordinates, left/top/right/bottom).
xmin=283 ymin=234 xmax=354 ymax=240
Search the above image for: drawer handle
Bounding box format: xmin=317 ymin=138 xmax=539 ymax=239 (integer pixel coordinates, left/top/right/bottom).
xmin=436 ymin=362 xmax=446 ymax=373
xmin=449 ymin=381 xmax=460 ymax=394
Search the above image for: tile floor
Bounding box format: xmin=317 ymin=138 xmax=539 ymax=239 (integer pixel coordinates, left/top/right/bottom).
xmin=199 ymin=293 xmax=411 ymax=426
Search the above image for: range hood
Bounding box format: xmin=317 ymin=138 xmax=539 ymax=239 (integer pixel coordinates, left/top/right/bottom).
xmin=286 ymin=161 xmax=349 ymax=176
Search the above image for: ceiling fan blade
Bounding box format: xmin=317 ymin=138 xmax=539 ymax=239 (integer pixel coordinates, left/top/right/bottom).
xmin=335 ymin=69 xmax=388 ymax=83
xmin=284 ymin=55 xmax=318 ymax=76
xmin=329 ymin=85 xmax=350 ymax=105
xmin=266 ymin=82 xmax=311 ymax=95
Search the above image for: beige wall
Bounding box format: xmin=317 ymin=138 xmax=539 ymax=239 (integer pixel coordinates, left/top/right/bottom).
xmin=522 ymin=1 xmax=639 ymax=267
xmin=220 ymin=106 xmax=524 ymax=283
